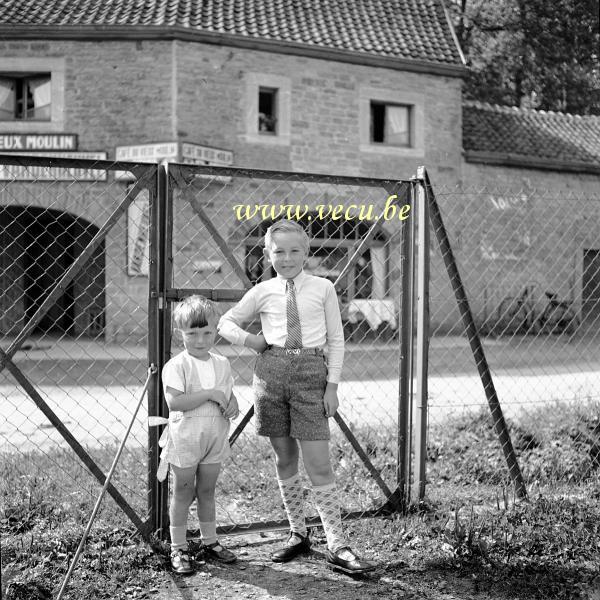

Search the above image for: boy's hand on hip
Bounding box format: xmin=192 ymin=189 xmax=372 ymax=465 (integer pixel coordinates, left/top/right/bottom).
xmin=245 ymin=333 xmax=268 ymax=354
xmin=323 ymin=386 xmax=339 ymax=418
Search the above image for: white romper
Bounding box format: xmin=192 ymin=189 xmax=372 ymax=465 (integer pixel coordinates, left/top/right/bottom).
xmin=152 ymin=350 xmax=234 ymax=481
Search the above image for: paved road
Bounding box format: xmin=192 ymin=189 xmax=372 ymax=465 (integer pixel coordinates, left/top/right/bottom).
xmin=2 ymin=366 xmax=599 ymax=452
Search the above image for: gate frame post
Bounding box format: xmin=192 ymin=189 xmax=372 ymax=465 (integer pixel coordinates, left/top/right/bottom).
xmin=148 ymin=162 xmax=170 ymax=537
xmin=412 ymin=169 xmax=430 ymax=503
xmin=397 ymin=181 xmax=416 ymax=509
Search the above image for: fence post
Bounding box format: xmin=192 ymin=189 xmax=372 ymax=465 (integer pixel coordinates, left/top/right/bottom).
xmin=147 ymin=163 xmax=170 ymax=536
xmin=412 ymin=171 xmax=430 ymax=503
xmin=421 ymin=168 xmax=528 ymax=499
xmin=397 ymin=181 xmax=416 ymax=508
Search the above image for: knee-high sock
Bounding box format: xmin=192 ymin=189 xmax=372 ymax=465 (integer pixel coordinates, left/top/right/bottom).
xmin=169 ymin=525 xmax=188 ymax=552
xmin=277 ymin=472 xmax=307 ymax=537
xmin=199 ymin=521 xmax=218 ymax=546
xmin=313 ymin=482 xmax=347 ymax=552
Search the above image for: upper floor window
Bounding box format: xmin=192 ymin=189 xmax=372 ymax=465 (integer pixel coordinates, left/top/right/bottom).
xmin=244 ymin=73 xmax=290 ymax=145
xmin=0 ymin=74 xmax=51 ymax=121
xmin=360 ymin=87 xmax=424 ymax=157
xmin=258 ymin=87 xmax=277 ymax=134
xmin=370 ymin=102 xmax=411 ymax=147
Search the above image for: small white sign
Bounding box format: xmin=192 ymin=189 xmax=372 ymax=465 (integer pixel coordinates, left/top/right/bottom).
xmin=181 ymin=143 xmax=233 ymax=165
xmin=181 ymin=142 xmax=233 ymax=183
xmin=0 ymin=151 xmax=107 ymax=181
xmin=115 ymin=142 xmax=179 ymax=181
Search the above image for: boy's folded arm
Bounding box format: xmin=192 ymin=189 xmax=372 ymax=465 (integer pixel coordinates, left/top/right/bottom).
xmin=165 ymin=386 xmax=226 ymax=412
xmin=223 ymin=392 xmax=240 ymax=419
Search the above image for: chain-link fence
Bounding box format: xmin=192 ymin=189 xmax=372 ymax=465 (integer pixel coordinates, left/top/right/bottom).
xmin=1 ymin=155 xmax=159 ymax=544
xmin=162 ymin=163 xmax=412 ymax=534
xmin=425 ymin=181 xmax=600 ymax=502
xmin=4 ymin=153 xmax=598 ymax=554
xmin=1 ymin=155 xmax=414 ymax=549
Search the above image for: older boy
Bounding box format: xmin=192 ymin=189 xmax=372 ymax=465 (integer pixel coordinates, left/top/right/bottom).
xmin=218 ymin=219 xmax=375 ymax=574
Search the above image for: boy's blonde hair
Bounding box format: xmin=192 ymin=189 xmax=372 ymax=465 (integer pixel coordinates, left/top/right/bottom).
xmin=264 ymin=219 xmax=310 ymax=251
xmin=172 ymin=295 xmax=219 ymax=329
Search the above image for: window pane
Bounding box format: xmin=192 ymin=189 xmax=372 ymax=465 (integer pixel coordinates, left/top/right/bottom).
xmin=0 ymin=78 xmax=15 ymax=120
xmin=370 ymin=102 xmax=385 ymax=143
xmin=258 ymin=87 xmax=277 ymax=133
xmin=385 ymin=105 xmax=410 ymax=146
xmin=27 ymin=76 xmax=51 ymax=121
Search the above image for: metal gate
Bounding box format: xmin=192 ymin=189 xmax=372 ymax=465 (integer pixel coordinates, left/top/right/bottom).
xmin=148 ymin=162 xmax=419 ymax=536
xmin=1 ymin=154 xmax=426 ymax=543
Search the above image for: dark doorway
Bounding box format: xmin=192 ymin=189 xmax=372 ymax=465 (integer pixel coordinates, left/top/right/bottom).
xmin=583 ymin=248 xmax=600 ymax=327
xmin=0 ymin=206 xmax=105 ymax=337
xmin=24 ymin=218 xmax=76 ymax=333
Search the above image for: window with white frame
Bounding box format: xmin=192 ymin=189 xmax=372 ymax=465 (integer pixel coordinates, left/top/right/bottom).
xmin=244 ymin=73 xmax=290 ymax=144
xmin=370 ymin=102 xmax=411 ymax=147
xmin=359 ymin=87 xmax=424 ymax=156
xmin=0 ymin=58 xmax=65 ymax=131
xmin=0 ymin=73 xmax=52 ymax=121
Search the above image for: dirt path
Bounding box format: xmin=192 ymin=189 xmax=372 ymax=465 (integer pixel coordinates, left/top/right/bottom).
xmin=152 ymin=532 xmax=482 ymax=600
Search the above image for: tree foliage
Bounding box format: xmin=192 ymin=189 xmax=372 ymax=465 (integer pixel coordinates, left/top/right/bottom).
xmin=448 ymin=0 xmax=600 ymax=115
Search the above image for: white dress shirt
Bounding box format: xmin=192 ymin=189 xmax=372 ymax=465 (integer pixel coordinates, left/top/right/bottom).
xmin=218 ymin=271 xmax=345 ymax=383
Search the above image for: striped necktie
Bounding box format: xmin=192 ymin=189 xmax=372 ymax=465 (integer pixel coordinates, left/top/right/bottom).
xmin=285 ymin=279 xmax=303 ymax=349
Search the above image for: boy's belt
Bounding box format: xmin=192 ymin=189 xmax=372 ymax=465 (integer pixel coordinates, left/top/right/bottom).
xmin=267 ymin=345 xmax=323 ymax=356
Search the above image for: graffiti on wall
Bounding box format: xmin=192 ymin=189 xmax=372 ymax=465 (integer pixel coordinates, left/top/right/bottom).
xmin=480 ymin=194 xmax=531 ymax=261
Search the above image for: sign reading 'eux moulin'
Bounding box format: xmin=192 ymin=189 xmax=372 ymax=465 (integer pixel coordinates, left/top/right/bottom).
xmin=0 ymin=133 xmax=78 ymax=151
xmin=0 ymin=133 xmax=107 ymax=181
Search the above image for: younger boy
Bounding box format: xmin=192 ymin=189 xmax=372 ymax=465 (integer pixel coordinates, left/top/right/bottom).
xmin=157 ymin=295 xmax=239 ymax=574
xmin=218 ymin=219 xmax=375 ymax=574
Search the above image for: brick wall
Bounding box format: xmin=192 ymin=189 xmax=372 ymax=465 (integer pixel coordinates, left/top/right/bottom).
xmin=175 ymin=41 xmax=462 ymax=181
xmin=426 ymin=162 xmax=600 ymax=334
xmin=0 ymin=37 xmax=462 ymax=341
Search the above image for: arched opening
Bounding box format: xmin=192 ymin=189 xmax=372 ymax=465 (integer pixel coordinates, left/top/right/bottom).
xmin=0 ymin=205 xmax=105 ymax=337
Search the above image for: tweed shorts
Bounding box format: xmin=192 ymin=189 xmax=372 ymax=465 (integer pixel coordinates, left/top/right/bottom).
xmin=253 ymin=348 xmax=329 ymax=440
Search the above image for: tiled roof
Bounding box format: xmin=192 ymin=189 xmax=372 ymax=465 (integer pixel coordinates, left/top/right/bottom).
xmin=463 ymin=101 xmax=600 ymax=169
xmin=0 ymin=0 xmax=463 ymax=67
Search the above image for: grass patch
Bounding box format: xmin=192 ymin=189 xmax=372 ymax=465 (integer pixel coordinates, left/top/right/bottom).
xmin=3 ymin=400 xmax=600 ymax=598
xmin=427 ymin=400 xmax=600 ymax=488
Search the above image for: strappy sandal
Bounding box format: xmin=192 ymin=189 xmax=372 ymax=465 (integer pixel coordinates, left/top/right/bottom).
xmin=170 ymin=549 xmax=194 ymax=574
xmin=202 ymin=541 xmax=237 ymax=563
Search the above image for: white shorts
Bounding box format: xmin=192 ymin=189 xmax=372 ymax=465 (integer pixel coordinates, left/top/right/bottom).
xmin=158 ymin=415 xmax=231 ymax=478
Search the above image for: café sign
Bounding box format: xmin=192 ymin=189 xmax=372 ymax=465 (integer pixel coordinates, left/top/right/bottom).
xmin=115 ymin=141 xmax=233 ymax=181
xmin=0 ymin=151 xmax=108 ymax=181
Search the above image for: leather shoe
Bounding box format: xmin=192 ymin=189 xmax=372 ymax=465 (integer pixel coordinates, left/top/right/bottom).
xmin=271 ymin=532 xmax=311 ymax=563
xmin=326 ymin=546 xmax=376 ymax=575
xmin=170 ymin=549 xmax=194 ymax=575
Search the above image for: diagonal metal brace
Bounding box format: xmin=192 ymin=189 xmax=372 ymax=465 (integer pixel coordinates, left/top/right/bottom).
xmin=1 ymin=348 xmax=149 ymax=538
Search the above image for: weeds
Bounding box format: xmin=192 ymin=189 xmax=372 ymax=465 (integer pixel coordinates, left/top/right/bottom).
xmin=3 ymin=400 xmax=600 ymax=599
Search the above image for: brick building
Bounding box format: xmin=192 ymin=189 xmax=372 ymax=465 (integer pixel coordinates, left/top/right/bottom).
xmin=0 ymin=0 xmax=598 ymax=340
